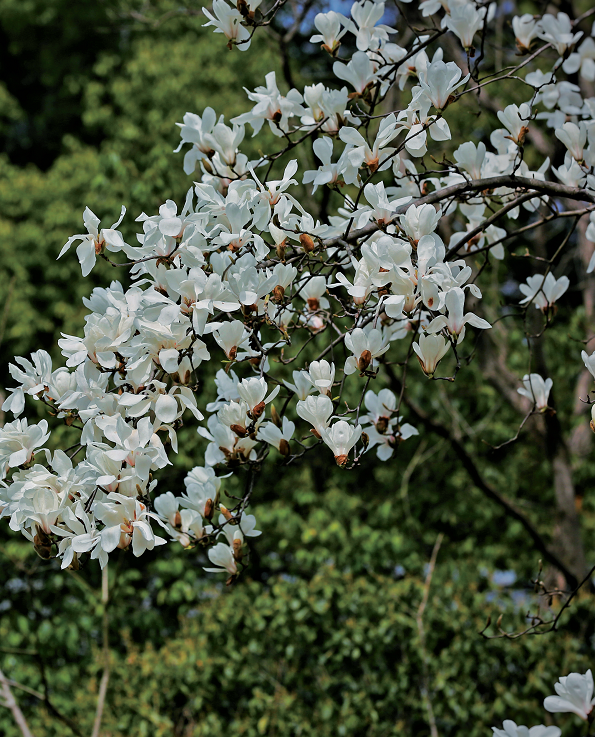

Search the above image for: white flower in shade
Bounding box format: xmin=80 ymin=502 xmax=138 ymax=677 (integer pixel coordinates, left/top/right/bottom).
xmin=0 ymin=419 xmax=51 ymax=473
xmin=555 ymin=121 xmax=587 ymax=162
xmin=418 ymin=60 xmax=470 ymax=111
xmin=426 ymin=288 xmax=491 ymax=342
xmin=363 ymin=388 xmax=396 ymax=430
xmin=204 ymin=541 xmax=238 ymax=577
xmin=543 ymin=670 xmax=595 ymax=721
xmin=492 ymin=721 xmax=561 ymax=737
xmin=582 ymin=349 xmax=595 ymax=379
xmin=237 ymin=377 xmax=280 ymax=419
xmin=366 ymin=421 xmax=418 ymax=461
xmin=284 ymin=370 xmax=315 ymax=401
xmin=517 ymin=374 xmax=553 ymax=410
xmin=258 ymin=417 xmax=295 ymax=455
xmin=538 ymin=13 xmax=581 ymax=56
xmin=347 ymin=1 xmax=396 ymax=52
xmin=310 ymin=10 xmax=348 ymax=54
xmin=563 ymin=37 xmax=595 ymax=81
xmin=512 ymin=15 xmax=540 ymax=53
xmin=53 ymin=503 xmax=107 ymax=570
xmin=519 ymin=273 xmax=569 ymax=312
xmin=412 ymin=333 xmax=450 ymax=377
xmin=444 ymin=3 xmax=486 ymax=51
xmin=305 ymin=360 xmax=336 ymax=396
xmin=453 ymin=141 xmax=486 ymax=180
xmin=344 ymin=328 xmax=390 ymax=375
xmin=320 ymin=420 xmax=363 ymax=466
xmin=497 ymin=103 xmax=531 ymax=146
xmin=203 ymin=0 xmax=252 ymax=50
xmin=296 ymin=395 xmax=334 ymax=438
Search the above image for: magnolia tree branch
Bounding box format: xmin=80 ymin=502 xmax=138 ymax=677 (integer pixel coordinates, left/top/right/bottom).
xmin=0 ymin=669 xmax=34 ymax=737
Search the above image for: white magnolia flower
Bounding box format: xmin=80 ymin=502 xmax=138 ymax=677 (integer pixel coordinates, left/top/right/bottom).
xmin=426 ymin=288 xmax=491 ymax=342
xmin=517 ymin=374 xmax=552 ymax=410
xmin=444 ymin=3 xmax=486 ymax=51
xmin=519 ymin=273 xmax=569 ymax=311
xmin=237 ymin=377 xmax=280 ymax=418
xmin=555 ymin=121 xmax=587 ymax=162
xmin=543 ymin=670 xmax=595 ymax=720
xmin=497 ymin=103 xmax=531 ymax=146
xmin=492 ymin=721 xmax=561 ymax=737
xmin=538 ymin=12 xmax=581 ymax=56
xmin=344 ymin=327 xmax=389 ymax=374
xmin=296 ymin=395 xmax=334 ymax=438
xmin=0 ymin=419 xmax=51 ymax=473
xmin=418 ymin=60 xmax=470 ymax=111
xmin=582 ymin=349 xmax=595 ymax=379
xmin=58 ymin=206 xmax=126 ymax=277
xmin=512 ymin=15 xmax=540 ymax=53
xmin=320 ymin=420 xmax=363 ymax=466
xmin=412 ymin=334 xmax=450 ymax=377
xmin=284 ymin=370 xmax=315 ymax=401
xmin=305 ymin=360 xmax=336 ymax=396
xmin=310 ymin=10 xmax=348 ymax=54
xmin=203 ymin=0 xmax=252 ymax=50
xmin=333 ymin=51 xmax=377 ymax=95
xmin=258 ymin=417 xmax=295 ymax=455
xmin=204 ymin=541 xmax=238 ymax=576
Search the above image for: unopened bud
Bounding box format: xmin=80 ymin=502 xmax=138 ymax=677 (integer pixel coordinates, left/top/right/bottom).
xmin=357 ymin=350 xmax=372 ymax=372
xmin=270 ymin=405 xmax=282 ymax=428
xmin=361 ymin=432 xmax=369 ymax=451
xmin=272 ymin=285 xmax=285 ymax=303
xmin=232 ymin=537 xmax=243 ymax=562
xmin=276 ymin=242 xmax=287 ymax=260
xmin=230 ymin=423 xmax=248 ymax=438
xmin=278 ymin=439 xmax=291 ymax=456
xmin=300 ymin=234 xmax=315 ymax=253
xmin=220 ymin=505 xmax=233 ymax=522
xmin=251 ymin=400 xmax=266 ymax=419
xmin=204 ymin=498 xmax=214 ymax=521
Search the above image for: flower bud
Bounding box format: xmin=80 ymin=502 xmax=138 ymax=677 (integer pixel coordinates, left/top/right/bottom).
xmin=300 ymin=234 xmax=315 ymax=253
xmin=357 ymin=350 xmax=372 ymax=372
xmin=204 ymin=498 xmax=214 ymax=521
xmin=232 ymin=537 xmax=243 ymax=561
xmin=251 ymin=400 xmax=266 ymax=419
xmin=220 ymin=505 xmax=233 ymax=522
xmin=270 ymin=404 xmax=282 ymax=428
xmin=230 ymin=424 xmax=248 ymax=438
xmin=279 ymin=439 xmax=291 ymax=456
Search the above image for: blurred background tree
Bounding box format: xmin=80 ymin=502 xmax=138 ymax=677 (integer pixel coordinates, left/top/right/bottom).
xmin=1 ymin=0 xmax=595 ymax=735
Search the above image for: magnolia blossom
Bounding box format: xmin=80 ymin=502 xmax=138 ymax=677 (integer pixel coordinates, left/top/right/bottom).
xmin=512 ymin=15 xmax=540 ymax=53
xmin=444 ymin=3 xmax=486 ymax=50
xmin=543 ymin=670 xmax=595 ymax=720
xmin=296 ymin=395 xmax=334 ymax=438
xmin=517 ymin=374 xmax=552 ymax=410
xmin=320 ymin=420 xmax=363 ymax=466
xmin=310 ymin=11 xmax=348 ymax=54
xmin=492 ymin=722 xmax=561 ymax=737
xmin=418 ymin=60 xmax=469 ymax=111
xmin=305 ymin=360 xmax=336 ymax=396
xmin=203 ymin=0 xmax=252 ymax=50
xmin=413 ymin=334 xmax=451 ymax=377
xmin=519 ymin=274 xmax=569 ymax=312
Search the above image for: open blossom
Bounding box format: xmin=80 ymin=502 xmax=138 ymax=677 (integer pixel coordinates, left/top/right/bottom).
xmin=519 ymin=273 xmax=569 ymax=312
xmin=517 ymin=374 xmax=552 ymax=410
xmin=544 ymin=670 xmax=595 ymax=720
xmin=444 ymin=3 xmax=486 ymax=51
xmin=426 ymin=287 xmax=491 ymax=342
xmin=58 ymin=206 xmax=126 ymax=277
xmin=204 ymin=541 xmax=238 ymax=577
xmin=296 ymin=395 xmax=334 ymax=438
xmin=497 ymin=103 xmax=531 ymax=146
xmin=512 ymin=15 xmax=540 ymax=53
xmin=310 ymin=10 xmax=348 ymax=54
xmin=258 ymin=417 xmax=295 ymax=455
xmin=492 ymin=722 xmax=560 ymax=737
xmin=203 ymin=0 xmax=252 ymax=50
xmin=320 ymin=420 xmax=363 ymax=466
xmin=344 ymin=328 xmax=389 ymax=374
xmin=237 ymin=377 xmax=280 ymax=419
xmin=333 ymin=51 xmax=376 ymax=95
xmin=0 ymin=419 xmax=51 ymax=474
xmin=555 ymin=121 xmax=587 ymax=162
xmin=418 ymin=60 xmax=469 ymax=111
xmin=538 ymin=12 xmax=581 ymax=56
